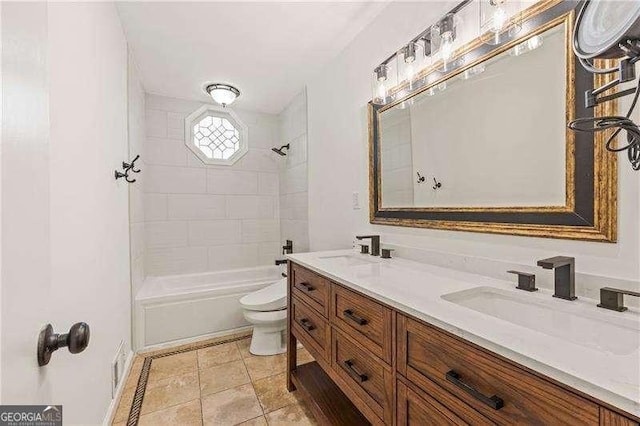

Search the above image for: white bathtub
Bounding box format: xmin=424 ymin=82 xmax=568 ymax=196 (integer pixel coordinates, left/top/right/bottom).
xmin=135 ymin=266 xmax=282 ymax=350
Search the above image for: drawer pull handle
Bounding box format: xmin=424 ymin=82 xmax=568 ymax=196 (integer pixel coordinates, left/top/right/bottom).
xmin=343 ymin=309 xmax=368 ymax=326
xmin=445 ymin=370 xmax=504 ymax=410
xmin=344 ymin=359 xmax=368 ymax=383
xmin=299 ymin=318 xmax=315 ymax=331
xmin=298 ymin=282 xmax=315 ymax=292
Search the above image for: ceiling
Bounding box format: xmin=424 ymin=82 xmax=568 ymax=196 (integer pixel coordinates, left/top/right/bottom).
xmin=116 ymin=2 xmax=389 ymax=114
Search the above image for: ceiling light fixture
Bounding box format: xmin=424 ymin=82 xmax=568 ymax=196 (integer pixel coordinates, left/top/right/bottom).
xmin=204 ymin=83 xmax=241 ymax=108
xmin=568 ymin=0 xmax=640 ymax=170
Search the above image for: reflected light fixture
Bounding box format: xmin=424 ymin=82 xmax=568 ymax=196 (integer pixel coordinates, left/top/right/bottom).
xmin=462 ymin=64 xmax=486 ymax=80
xmin=509 ymin=35 xmax=544 ymax=56
xmin=205 ymin=83 xmax=241 ymax=108
xmin=569 ymin=0 xmax=640 ymax=170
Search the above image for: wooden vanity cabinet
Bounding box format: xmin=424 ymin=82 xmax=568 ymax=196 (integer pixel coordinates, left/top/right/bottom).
xmin=286 ymin=262 xmax=640 ymax=426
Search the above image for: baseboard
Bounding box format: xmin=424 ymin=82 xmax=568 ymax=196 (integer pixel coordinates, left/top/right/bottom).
xmin=102 ymin=349 xmax=134 ymax=426
xmin=136 ymin=326 xmax=253 ymax=354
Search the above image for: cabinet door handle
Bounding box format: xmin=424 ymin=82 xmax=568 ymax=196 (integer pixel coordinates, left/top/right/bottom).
xmin=298 ymin=282 xmax=315 ymax=292
xmin=343 ymin=309 xmax=368 ymax=326
xmin=299 ymin=318 xmax=315 ymax=331
xmin=445 ymin=370 xmax=504 ymax=410
xmin=344 ymin=359 xmax=368 ymax=382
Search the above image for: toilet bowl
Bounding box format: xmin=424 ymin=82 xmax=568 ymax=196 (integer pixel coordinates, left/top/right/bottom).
xmin=240 ymin=278 xmax=287 ymax=356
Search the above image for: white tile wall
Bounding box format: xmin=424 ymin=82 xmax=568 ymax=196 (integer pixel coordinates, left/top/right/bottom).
xmin=142 ymin=94 xmax=283 ymax=276
xmin=187 ymin=220 xmax=242 ymax=246
xmin=167 ymin=194 xmax=226 ymax=220
xmin=278 ymin=89 xmax=309 ymax=252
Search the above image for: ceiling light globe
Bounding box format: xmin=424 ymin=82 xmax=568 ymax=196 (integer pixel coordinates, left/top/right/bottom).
xmin=205 ymin=84 xmax=241 ymax=107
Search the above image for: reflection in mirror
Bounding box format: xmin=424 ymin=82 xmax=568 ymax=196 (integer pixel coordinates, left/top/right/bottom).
xmin=379 ymin=23 xmax=567 ymax=209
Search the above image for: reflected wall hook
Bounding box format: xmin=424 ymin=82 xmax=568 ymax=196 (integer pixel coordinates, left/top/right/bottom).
xmin=416 ymin=172 xmax=426 ymax=183
xmin=433 ymin=177 xmax=442 ymax=190
xmin=38 ymin=322 xmax=90 ymax=366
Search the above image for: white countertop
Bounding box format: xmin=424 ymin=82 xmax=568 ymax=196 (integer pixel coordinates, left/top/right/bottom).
xmin=287 ymin=249 xmax=640 ymax=417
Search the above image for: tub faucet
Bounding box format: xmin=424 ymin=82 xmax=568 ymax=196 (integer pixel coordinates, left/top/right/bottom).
xmin=275 ymin=259 xmax=287 ymax=266
xmin=356 ymin=235 xmax=380 ymax=256
xmin=536 ymin=256 xmax=576 ymax=300
xmin=282 ymin=240 xmax=293 ymax=255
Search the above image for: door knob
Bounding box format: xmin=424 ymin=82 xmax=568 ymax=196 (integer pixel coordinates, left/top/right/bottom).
xmin=37 ymin=322 xmax=90 ymax=366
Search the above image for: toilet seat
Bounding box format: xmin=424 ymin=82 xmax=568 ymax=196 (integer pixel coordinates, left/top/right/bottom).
xmin=240 ymin=278 xmax=287 ymax=311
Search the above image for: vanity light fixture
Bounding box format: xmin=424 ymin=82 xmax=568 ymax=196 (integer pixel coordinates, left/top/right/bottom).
xmin=432 ymin=13 xmax=461 ymax=72
xmin=204 ymin=83 xmax=240 ymax=108
xmin=397 ymin=42 xmax=423 ymax=90
xmin=371 ymin=64 xmax=390 ymax=105
xmin=370 ymin=0 xmax=471 ymax=106
xmin=569 ymin=0 xmax=640 ymax=170
xmin=426 ymin=81 xmax=447 ymax=96
xmin=479 ymin=0 xmax=522 ymax=46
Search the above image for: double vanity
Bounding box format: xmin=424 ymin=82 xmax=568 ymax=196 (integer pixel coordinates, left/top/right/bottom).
xmin=285 ymin=250 xmax=640 ymax=425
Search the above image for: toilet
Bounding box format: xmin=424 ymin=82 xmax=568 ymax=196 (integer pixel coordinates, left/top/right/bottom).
xmin=240 ymin=278 xmax=288 ymax=356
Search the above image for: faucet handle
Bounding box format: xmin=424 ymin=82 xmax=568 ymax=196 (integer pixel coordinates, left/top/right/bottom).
xmin=359 ymin=244 xmax=370 ymax=254
xmin=597 ymin=287 xmax=640 ymax=312
xmin=507 ymin=270 xmax=537 ymax=292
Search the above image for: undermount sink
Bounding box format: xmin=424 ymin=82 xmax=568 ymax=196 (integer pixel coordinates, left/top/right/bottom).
xmin=317 ymin=254 xmax=378 ymax=267
xmin=442 ymin=287 xmax=640 ymax=356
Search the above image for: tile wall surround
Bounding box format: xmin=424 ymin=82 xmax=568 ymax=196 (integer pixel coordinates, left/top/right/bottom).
xmin=278 ymin=89 xmax=310 ymax=253
xmin=143 ymin=94 xmax=284 ymax=277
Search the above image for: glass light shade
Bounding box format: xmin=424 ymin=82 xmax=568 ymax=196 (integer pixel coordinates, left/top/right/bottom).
xmin=371 ymin=65 xmax=389 ymax=105
xmin=479 ymin=0 xmax=523 ymax=46
xmin=509 ymin=34 xmax=543 ymax=57
xmin=431 ymin=13 xmax=463 ymax=73
xmin=205 ymin=84 xmax=240 ymax=107
xmin=397 ymin=41 xmax=425 ymax=91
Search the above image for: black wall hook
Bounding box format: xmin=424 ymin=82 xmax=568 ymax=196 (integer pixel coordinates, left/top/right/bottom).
xmin=416 ymin=172 xmax=426 ymax=183
xmin=123 ymin=154 xmax=141 ymax=173
xmin=115 ymin=155 xmax=141 ymax=184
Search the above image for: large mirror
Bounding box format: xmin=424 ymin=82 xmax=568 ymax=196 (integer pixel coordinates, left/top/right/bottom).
xmin=369 ymin=0 xmax=617 ymax=242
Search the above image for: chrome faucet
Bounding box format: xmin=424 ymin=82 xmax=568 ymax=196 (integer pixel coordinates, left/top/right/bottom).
xmin=356 ymin=235 xmax=380 ymax=256
xmin=536 ymin=256 xmax=577 ymax=300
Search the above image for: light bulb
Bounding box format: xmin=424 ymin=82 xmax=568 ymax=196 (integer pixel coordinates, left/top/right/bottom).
xmin=440 ymin=33 xmax=454 ymax=61
xmin=490 ymin=5 xmax=507 ymax=33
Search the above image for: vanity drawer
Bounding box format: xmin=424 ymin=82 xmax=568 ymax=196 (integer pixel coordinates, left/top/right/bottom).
xmin=290 ymin=264 xmax=329 ymax=317
xmin=331 ymin=284 xmax=393 ymax=363
xmin=398 ymin=379 xmax=472 ymax=426
xmin=291 ymin=296 xmax=330 ymax=361
xmin=397 ymin=315 xmax=600 ymax=425
xmin=332 ymin=328 xmax=393 ymax=424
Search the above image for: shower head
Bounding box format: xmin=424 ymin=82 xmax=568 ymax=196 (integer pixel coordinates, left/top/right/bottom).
xmin=271 ymin=144 xmax=290 ymax=156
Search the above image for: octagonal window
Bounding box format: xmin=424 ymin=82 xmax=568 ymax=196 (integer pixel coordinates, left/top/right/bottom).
xmin=184 ymin=106 xmax=248 ymax=165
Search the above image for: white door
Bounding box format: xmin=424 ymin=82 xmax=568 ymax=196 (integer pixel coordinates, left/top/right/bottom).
xmin=1 ymin=3 xmax=132 ymax=424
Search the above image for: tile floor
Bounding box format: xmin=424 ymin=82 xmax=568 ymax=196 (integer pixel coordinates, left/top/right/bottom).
xmin=112 ymin=332 xmax=317 ymax=426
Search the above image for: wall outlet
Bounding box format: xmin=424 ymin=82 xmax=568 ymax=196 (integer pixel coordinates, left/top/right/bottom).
xmin=352 ymin=191 xmax=361 ymax=210
xmin=111 ymin=340 xmax=126 ymax=398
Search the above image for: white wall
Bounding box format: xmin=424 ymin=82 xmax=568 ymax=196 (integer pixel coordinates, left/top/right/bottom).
xmin=143 ymin=95 xmax=282 ymax=277
xmin=2 ymin=2 xmax=132 ymax=424
xmin=278 ymin=89 xmax=310 ymax=253
xmin=307 ymin=1 xmax=640 ymax=287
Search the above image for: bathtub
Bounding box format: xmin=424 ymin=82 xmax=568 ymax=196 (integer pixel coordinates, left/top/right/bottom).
xmin=135 ymin=266 xmax=282 ymax=350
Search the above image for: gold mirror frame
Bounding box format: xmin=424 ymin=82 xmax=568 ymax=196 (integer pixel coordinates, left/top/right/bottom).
xmin=368 ymin=0 xmax=617 ymax=242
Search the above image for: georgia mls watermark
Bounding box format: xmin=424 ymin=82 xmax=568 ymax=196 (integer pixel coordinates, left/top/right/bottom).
xmin=0 ymin=406 xmax=62 ymax=426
